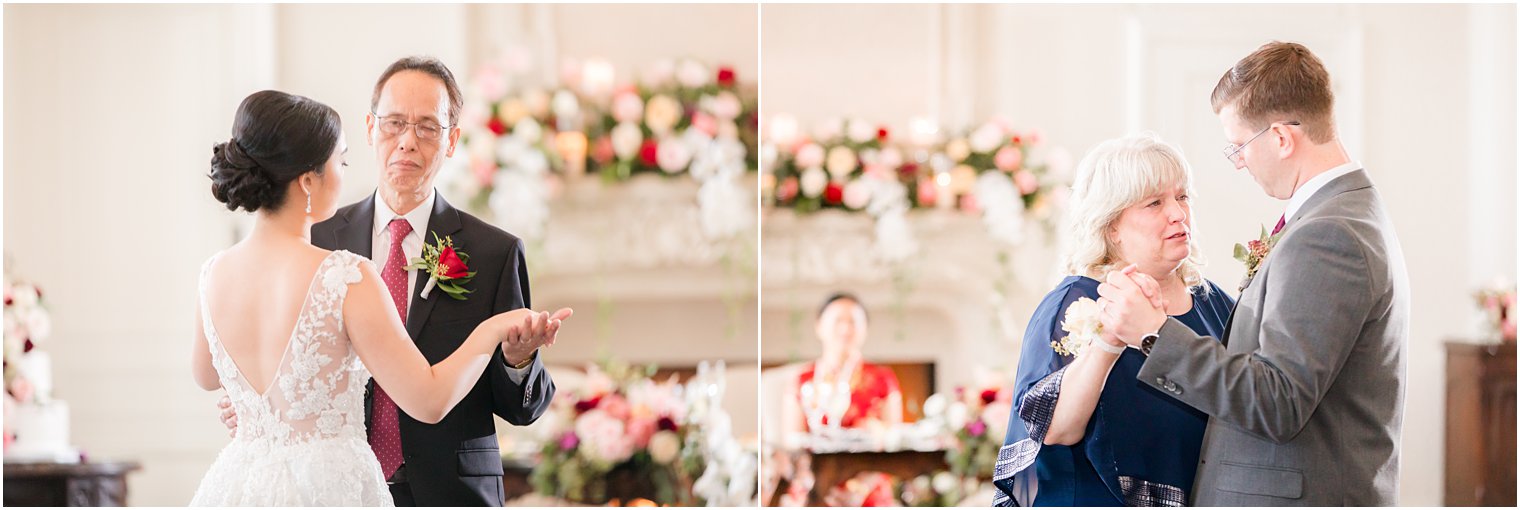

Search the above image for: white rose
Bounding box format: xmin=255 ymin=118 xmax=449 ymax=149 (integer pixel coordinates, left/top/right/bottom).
xmin=551 ymin=90 xmax=580 ymax=120
xmin=648 ymin=430 xmax=682 ymax=464
xmin=12 ymin=284 xmax=37 ymax=309
xmin=843 ymin=179 xmax=872 ymax=210
xmin=879 ymin=147 xmax=904 ymax=169
xmin=922 ymin=394 xmax=948 ymax=418
xmin=800 ymin=167 xmax=827 ymax=198
xmin=847 ymin=119 xmax=876 ymax=144
xmin=932 ymin=471 xmax=958 ymax=494
xmin=23 ymin=309 xmax=49 ymax=344
xmin=825 ymin=146 xmax=858 ymax=179
xmin=947 ymin=401 xmax=969 ymax=430
xmin=656 ymin=137 xmax=692 ymax=174
xmin=794 ymin=143 xmax=825 ymax=169
xmin=969 ymin=122 xmax=1004 ymax=153
xmin=495 ymin=136 xmax=529 ymax=167
xmin=708 ymin=91 xmax=743 ymax=120
xmin=512 ymin=118 xmax=542 ymax=144
xmin=644 ymin=95 xmax=683 ymax=136
xmin=612 ymin=92 xmax=644 ymax=124
xmin=610 ymin=122 xmax=643 ymax=160
xmin=677 ymin=59 xmax=710 ymax=88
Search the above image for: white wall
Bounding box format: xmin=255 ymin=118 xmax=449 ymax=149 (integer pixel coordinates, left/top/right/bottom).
xmin=759 ymin=4 xmax=1516 ymax=506
xmin=3 ymin=3 xmax=757 ymax=505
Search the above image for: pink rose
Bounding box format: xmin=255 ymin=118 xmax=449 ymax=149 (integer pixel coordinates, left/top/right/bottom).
xmin=626 ymin=417 xmax=657 ymax=449
xmin=994 ymin=146 xmax=1023 ymax=172
xmin=598 ymin=394 xmax=631 ymax=421
xmin=1014 ymin=170 xmax=1039 ymax=196
xmin=795 ymin=143 xmax=825 ymax=169
xmin=612 ymin=91 xmax=644 ymax=123
xmin=917 ymin=179 xmax=938 ymax=207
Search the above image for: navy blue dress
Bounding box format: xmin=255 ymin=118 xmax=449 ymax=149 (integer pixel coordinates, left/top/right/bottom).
xmin=992 ymin=276 xmax=1234 ymax=507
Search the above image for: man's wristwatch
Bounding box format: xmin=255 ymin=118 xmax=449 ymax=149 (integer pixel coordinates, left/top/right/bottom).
xmin=1139 ymin=332 xmax=1160 ymax=356
xmin=509 ymin=350 xmax=537 ymax=370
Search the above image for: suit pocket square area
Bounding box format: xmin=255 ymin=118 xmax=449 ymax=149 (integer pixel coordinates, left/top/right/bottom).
xmin=1216 ymin=461 xmax=1303 ymax=500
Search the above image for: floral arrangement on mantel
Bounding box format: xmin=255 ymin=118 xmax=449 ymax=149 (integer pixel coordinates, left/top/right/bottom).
xmin=1474 ymin=279 xmax=1517 ymax=342
xmin=761 ymin=114 xmax=1073 ymax=262
xmin=446 ymin=54 xmax=757 ymax=243
xmin=2 ymin=274 xmax=52 ymax=451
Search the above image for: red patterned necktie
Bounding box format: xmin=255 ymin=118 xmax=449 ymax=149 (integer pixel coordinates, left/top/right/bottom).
xmin=1271 ymin=215 xmax=1286 ymax=236
xmin=370 ymin=218 xmax=412 ymax=479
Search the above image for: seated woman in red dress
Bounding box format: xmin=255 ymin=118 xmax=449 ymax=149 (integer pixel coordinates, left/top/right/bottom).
xmin=782 ymin=293 xmax=904 ymax=435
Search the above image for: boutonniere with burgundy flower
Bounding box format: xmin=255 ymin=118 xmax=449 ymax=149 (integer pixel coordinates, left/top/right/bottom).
xmin=1234 ymin=225 xmax=1284 ymax=292
xmin=406 ymin=232 xmax=475 ymax=300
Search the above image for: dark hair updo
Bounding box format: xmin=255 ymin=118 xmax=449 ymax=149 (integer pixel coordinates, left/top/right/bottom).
xmin=817 ymin=292 xmax=869 ymax=322
xmin=209 ymin=90 xmax=341 ymax=213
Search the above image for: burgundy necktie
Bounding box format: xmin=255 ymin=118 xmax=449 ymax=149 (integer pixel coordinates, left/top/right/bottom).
xmin=1271 ymin=215 xmax=1286 ymax=236
xmin=370 ymin=218 xmax=412 ymax=479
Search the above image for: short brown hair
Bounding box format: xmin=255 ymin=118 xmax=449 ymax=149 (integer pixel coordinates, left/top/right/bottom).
xmin=371 ymin=56 xmax=463 ymax=126
xmin=1211 ymin=41 xmax=1336 ymax=143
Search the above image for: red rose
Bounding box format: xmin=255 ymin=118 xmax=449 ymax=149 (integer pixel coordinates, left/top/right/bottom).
xmin=657 ymin=416 xmax=678 ymax=431
xmin=640 ymin=139 xmax=660 ymax=166
xmin=487 ymin=116 xmax=507 ymax=136
xmin=980 ymin=389 xmax=998 ymax=405
xmin=823 ymin=182 xmax=845 ymax=205
xmin=877 ymin=126 xmax=890 ymax=142
xmin=437 ymin=246 xmax=469 ymax=279
xmin=717 ymin=66 xmax=736 ymax=87
xmin=574 ymin=395 xmax=603 ymax=413
xmin=898 ymin=162 xmax=919 ymax=180
xmin=1009 ymin=134 xmax=1023 ymax=145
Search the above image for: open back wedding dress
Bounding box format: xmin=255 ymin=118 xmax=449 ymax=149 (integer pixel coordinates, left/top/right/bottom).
xmin=191 ymin=250 xmax=393 ymax=506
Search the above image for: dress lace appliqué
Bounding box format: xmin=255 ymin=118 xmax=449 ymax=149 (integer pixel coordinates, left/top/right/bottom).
xmin=190 ymin=250 xmax=392 ymax=506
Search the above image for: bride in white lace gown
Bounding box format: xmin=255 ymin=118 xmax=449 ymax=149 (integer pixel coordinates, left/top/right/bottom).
xmin=189 ymin=91 xmax=568 ymax=506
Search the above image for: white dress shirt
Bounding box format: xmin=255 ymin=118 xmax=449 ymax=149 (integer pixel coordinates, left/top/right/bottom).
xmin=1284 ymin=161 xmax=1363 ymax=223
xmin=370 ymin=188 xmax=529 ymax=383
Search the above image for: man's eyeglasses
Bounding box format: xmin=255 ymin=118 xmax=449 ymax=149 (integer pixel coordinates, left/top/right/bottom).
xmin=1222 ymin=120 xmax=1300 ymax=163
xmin=372 ymin=112 xmax=453 ymax=141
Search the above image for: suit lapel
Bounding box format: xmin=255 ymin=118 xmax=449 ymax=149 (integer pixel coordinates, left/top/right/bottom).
xmin=334 ymin=195 xmax=377 ymax=260
xmin=404 ymin=194 xmax=464 ymax=340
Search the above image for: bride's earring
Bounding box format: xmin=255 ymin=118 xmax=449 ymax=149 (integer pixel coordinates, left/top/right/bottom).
xmin=305 ymin=192 xmax=312 ymax=214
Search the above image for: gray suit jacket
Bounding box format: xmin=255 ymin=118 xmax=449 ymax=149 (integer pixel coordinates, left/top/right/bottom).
xmin=1136 ymin=169 xmax=1409 ymax=505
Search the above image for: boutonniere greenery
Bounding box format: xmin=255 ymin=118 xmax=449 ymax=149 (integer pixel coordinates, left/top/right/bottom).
xmin=1234 ymin=225 xmax=1283 ymax=292
xmin=407 ymin=232 xmax=475 ymax=300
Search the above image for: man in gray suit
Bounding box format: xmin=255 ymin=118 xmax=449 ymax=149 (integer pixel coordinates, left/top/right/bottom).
xmin=1097 ymin=41 xmax=1409 ymax=505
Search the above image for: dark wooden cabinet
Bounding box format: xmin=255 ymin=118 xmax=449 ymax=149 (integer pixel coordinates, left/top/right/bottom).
xmin=1445 ymin=341 xmax=1516 ymax=506
xmin=2 ymin=461 xmax=141 ymax=507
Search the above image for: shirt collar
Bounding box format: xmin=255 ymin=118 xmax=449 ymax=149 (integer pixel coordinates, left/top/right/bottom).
xmin=371 ymin=188 xmax=436 ymax=238
xmin=1285 ymin=161 xmax=1361 ymax=221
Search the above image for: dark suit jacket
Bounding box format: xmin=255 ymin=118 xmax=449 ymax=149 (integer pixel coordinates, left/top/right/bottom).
xmin=312 ymin=192 xmax=555 ymax=506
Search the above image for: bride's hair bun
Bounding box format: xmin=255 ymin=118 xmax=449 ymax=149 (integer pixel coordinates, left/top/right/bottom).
xmin=208 ymin=90 xmax=341 ymax=213
xmin=209 ymin=139 xmax=277 ymax=212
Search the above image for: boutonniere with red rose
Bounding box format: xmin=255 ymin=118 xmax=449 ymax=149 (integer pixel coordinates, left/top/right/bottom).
xmin=1234 ymin=225 xmax=1284 ymax=291
xmin=406 ymin=232 xmax=475 ymax=300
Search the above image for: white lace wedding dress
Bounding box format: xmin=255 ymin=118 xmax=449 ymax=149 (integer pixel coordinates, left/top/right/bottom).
xmin=191 ymin=250 xmax=393 ymax=506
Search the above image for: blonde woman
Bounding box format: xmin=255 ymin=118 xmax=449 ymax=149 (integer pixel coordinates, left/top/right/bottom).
xmin=993 ymin=133 xmax=1233 ymax=506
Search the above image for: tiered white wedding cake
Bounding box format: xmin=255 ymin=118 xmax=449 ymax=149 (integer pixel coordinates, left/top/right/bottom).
xmin=4 ymin=278 xmax=79 ymax=463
